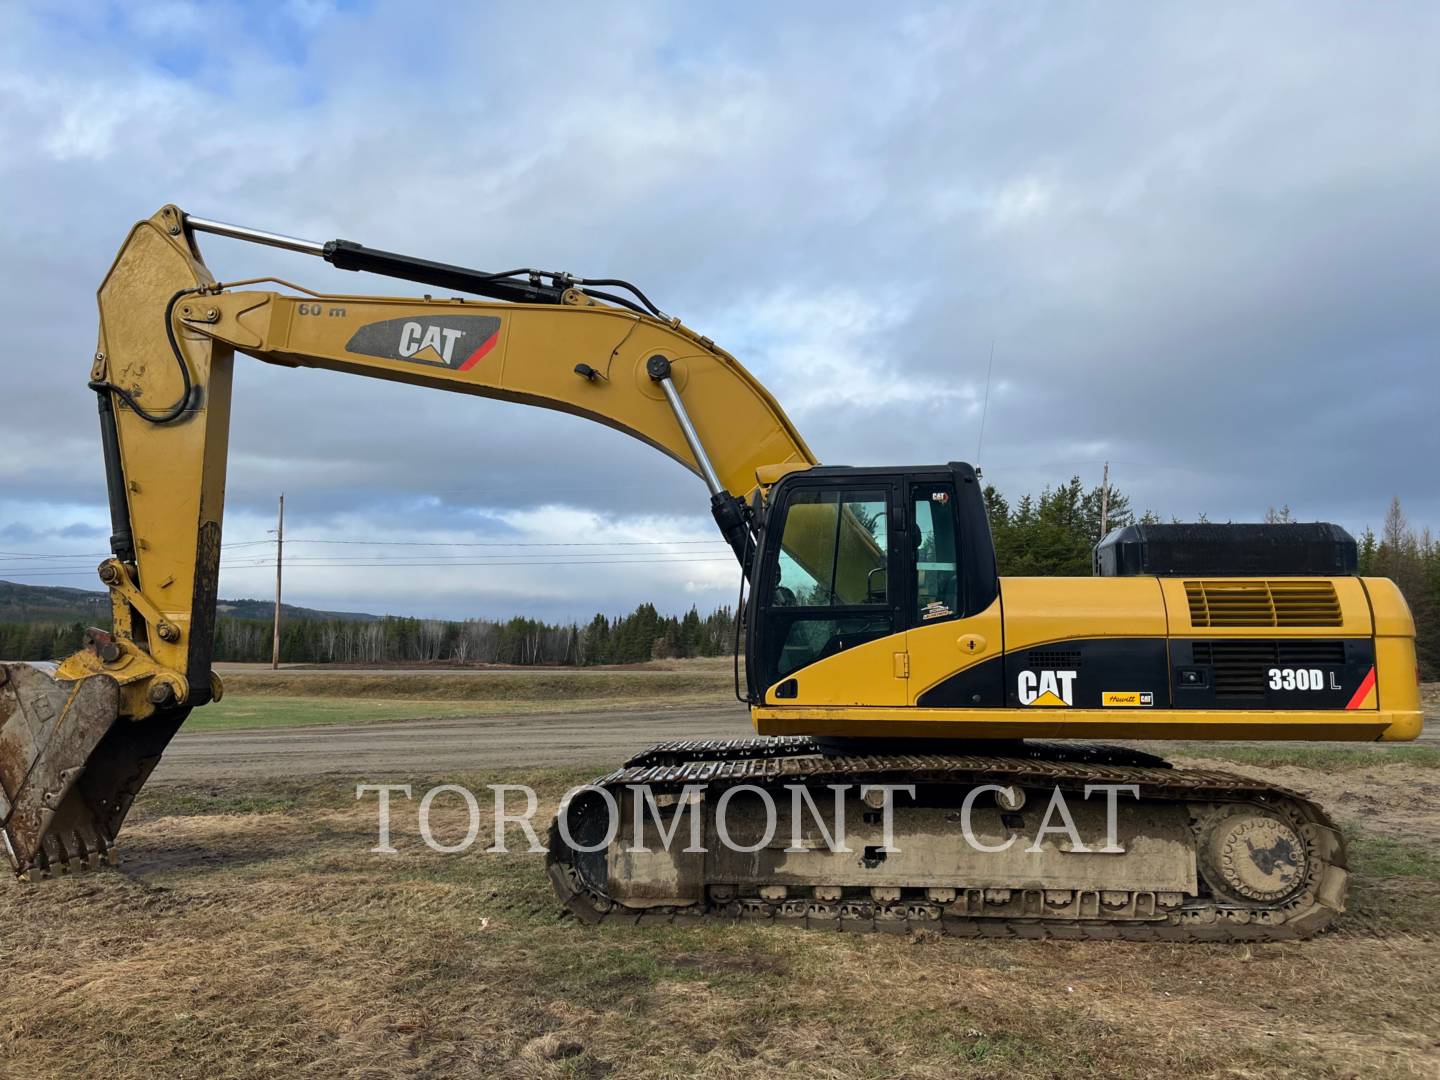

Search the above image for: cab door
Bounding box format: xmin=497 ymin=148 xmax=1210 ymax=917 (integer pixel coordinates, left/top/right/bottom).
xmin=752 ymin=480 xmax=911 ymax=706
xmin=901 ymin=477 xmax=1006 ymax=707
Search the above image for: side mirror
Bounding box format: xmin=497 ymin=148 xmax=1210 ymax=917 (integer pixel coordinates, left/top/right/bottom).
xmin=866 ymin=565 xmax=887 ymax=604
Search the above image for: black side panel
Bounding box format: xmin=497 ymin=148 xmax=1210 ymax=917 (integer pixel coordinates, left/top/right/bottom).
xmin=1171 ymin=638 xmax=1375 ymax=710
xmin=915 ymin=654 xmax=1007 ymax=707
xmin=1004 ymin=638 xmax=1171 ymax=709
xmin=918 ymin=638 xmax=1171 ymax=709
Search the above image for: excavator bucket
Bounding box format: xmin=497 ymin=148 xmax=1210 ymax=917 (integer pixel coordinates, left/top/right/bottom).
xmin=0 ymin=661 xmax=181 ymax=879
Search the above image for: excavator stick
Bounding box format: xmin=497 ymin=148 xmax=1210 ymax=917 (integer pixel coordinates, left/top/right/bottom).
xmin=0 ymin=208 xmax=230 ymax=880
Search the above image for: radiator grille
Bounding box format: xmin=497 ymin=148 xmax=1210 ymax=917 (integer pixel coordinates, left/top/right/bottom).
xmin=1190 ymin=639 xmax=1347 ymax=698
xmin=1184 ymin=580 xmax=1342 ymax=628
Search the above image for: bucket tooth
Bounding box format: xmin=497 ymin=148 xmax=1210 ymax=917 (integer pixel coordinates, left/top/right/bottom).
xmin=46 ymin=832 xmax=72 ymax=874
xmin=70 ymin=829 xmax=93 ymax=870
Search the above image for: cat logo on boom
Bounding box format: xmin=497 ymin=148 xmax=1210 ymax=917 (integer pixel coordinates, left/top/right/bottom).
xmin=1018 ymin=669 xmax=1076 ymax=707
xmin=344 ymin=314 xmax=502 ymax=372
xmin=398 ymin=322 xmax=464 ymax=364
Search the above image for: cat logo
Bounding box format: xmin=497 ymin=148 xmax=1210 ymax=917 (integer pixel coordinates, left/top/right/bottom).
xmin=398 ymin=322 xmax=465 ymax=364
xmin=345 ymin=315 xmax=502 ymax=372
xmin=1018 ymin=669 xmax=1076 ymax=707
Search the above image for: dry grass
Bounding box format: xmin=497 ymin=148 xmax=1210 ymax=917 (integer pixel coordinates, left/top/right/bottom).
xmin=192 ymin=664 xmax=738 ymax=733
xmin=1189 ymin=744 xmax=1440 ymax=772
xmin=190 ymin=693 xmax=733 ymax=733
xmin=220 ymin=670 xmax=734 ymax=702
xmin=3 ymin=764 xmax=1439 ymax=1079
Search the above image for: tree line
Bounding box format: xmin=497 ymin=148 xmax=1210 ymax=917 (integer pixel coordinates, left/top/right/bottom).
xmin=983 ymin=475 xmax=1140 ymax=577
xmin=211 ymin=602 xmax=739 ymax=666
xmin=0 ymin=603 xmax=739 ymax=667
xmin=1356 ymin=498 xmax=1439 ymax=680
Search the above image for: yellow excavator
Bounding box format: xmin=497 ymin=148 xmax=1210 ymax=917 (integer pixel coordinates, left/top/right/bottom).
xmin=0 ymin=205 xmax=1422 ymax=941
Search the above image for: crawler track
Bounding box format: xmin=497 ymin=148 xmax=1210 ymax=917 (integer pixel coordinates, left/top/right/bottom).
xmin=546 ymin=738 xmax=1348 ymax=942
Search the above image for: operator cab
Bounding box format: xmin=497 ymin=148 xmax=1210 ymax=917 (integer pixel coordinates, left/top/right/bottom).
xmin=745 ymin=462 xmax=998 ymax=700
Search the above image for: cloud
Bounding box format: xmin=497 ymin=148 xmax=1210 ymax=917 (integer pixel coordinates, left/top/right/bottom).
xmin=1 ymin=2 xmax=1437 ymax=617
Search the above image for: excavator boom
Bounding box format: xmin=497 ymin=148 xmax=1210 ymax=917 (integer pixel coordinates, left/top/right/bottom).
xmin=0 ymin=205 xmax=813 ymax=878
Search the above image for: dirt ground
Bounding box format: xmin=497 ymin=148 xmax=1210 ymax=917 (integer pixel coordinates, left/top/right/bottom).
xmin=150 ymin=704 xmax=751 ymax=784
xmin=1 ymin=682 xmax=1436 ymax=1078
xmin=2 ymin=762 xmax=1437 ymax=1079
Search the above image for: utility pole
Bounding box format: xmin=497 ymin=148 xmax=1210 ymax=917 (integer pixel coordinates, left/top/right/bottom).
xmin=271 ymin=494 xmax=284 ymax=670
xmin=1099 ymin=462 xmax=1110 ymax=538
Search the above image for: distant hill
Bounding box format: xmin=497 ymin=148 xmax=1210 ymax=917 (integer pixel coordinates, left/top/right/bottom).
xmin=0 ymin=581 xmax=111 ymax=623
xmin=214 ymin=597 xmax=381 ymax=622
xmin=0 ymin=580 xmax=380 ymax=624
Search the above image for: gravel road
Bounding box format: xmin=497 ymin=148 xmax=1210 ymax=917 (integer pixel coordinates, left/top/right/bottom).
xmin=150 ymin=704 xmax=753 ymax=784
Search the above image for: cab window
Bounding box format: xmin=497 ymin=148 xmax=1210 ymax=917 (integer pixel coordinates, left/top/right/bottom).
xmin=772 ymin=489 xmax=889 ymax=607
xmin=763 ymin=487 xmax=892 ymax=684
xmin=912 ymin=483 xmax=959 ymax=623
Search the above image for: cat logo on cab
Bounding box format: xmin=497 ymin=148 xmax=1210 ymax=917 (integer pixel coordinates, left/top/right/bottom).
xmin=1018 ymin=670 xmax=1076 ymax=707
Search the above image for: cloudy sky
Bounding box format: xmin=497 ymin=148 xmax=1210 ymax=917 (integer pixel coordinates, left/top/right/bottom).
xmin=2 ymin=2 xmax=1437 ymax=621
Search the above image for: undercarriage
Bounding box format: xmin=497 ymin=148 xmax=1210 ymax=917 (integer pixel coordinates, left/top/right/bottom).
xmin=547 ymin=738 xmax=1347 ymax=942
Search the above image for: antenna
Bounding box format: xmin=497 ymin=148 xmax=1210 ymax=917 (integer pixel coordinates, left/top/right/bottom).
xmin=1099 ymin=462 xmax=1110 ymax=537
xmin=975 ymin=338 xmax=995 ymax=469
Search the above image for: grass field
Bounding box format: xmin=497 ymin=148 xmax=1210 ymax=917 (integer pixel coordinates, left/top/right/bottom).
xmin=191 ymin=664 xmax=737 ymax=733
xmin=2 ymin=762 xmax=1437 ymax=1079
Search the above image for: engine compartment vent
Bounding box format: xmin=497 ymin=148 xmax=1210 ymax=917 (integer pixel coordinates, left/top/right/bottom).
xmin=1190 ymin=639 xmax=1347 ymax=698
xmin=1185 ymin=580 xmax=1342 ymax=628
xmin=1027 ymin=649 xmax=1082 ymax=671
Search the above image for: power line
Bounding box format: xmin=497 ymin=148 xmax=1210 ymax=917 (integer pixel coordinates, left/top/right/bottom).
xmin=233 ymin=549 xmax=731 ymax=561
xmin=224 ymin=561 xmax=743 ymax=570
xmin=278 ymin=537 xmax=731 ymax=547
xmin=0 ymin=551 xmax=111 ymax=560
xmin=223 ymin=561 xmax=737 ymax=570
xmin=0 ymin=551 xmax=734 ymax=573
xmin=0 ymin=556 xmax=736 ymax=579
xmin=1 ymin=537 xmax=731 ymax=558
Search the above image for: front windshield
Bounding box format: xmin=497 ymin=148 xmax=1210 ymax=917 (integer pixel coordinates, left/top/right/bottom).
xmin=772 ymin=488 xmax=888 ymax=607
